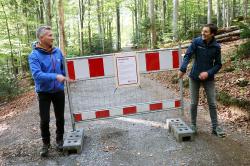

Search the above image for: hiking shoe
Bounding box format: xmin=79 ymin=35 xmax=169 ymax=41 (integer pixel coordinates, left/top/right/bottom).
xmin=190 ymin=124 xmax=197 ymax=134
xmin=212 ymin=126 xmax=226 ymax=138
xmin=56 ymin=140 xmax=64 ymax=152
xmin=40 ymin=144 xmax=50 ymax=157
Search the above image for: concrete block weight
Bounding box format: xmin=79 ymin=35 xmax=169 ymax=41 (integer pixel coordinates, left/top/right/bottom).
xmin=172 ymin=126 xmax=194 ymax=142
xmin=166 ymin=118 xmax=194 ymax=142
xmin=166 ymin=118 xmax=183 ymax=132
xmin=63 ymin=128 xmax=84 ymax=154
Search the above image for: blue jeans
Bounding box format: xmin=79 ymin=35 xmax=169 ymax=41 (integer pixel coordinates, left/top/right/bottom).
xmin=189 ymin=78 xmax=218 ymax=129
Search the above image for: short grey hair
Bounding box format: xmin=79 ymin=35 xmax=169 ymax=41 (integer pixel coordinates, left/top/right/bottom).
xmin=36 ymin=25 xmax=52 ymax=41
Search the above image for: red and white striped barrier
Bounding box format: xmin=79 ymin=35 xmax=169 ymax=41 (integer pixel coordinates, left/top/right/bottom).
xmin=66 ymin=49 xmax=179 ymax=80
xmin=73 ymin=99 xmax=181 ymax=122
xmin=67 ymin=55 xmax=114 ymax=80
xmin=138 ymin=50 xmax=179 ymax=72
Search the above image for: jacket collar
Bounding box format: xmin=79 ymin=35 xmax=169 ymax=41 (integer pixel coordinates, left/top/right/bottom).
xmin=32 ymin=41 xmax=56 ymax=54
xmin=200 ymin=36 xmax=218 ymax=47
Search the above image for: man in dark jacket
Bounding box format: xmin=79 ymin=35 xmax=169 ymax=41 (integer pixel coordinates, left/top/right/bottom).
xmin=178 ymin=23 xmax=225 ymax=137
xmin=29 ymin=26 xmax=67 ymax=157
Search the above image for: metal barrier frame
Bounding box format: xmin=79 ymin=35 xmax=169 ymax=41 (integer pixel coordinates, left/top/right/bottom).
xmin=64 ymin=46 xmax=184 ymax=131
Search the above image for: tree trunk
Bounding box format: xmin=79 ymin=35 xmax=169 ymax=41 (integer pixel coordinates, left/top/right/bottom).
xmin=1 ymin=2 xmax=16 ymax=76
xmin=21 ymin=0 xmax=30 ymax=44
xmin=97 ymin=0 xmax=104 ymax=53
xmin=88 ymin=0 xmax=92 ymax=52
xmin=138 ymin=0 xmax=143 ymax=46
xmin=226 ymin=0 xmax=230 ymax=27
xmin=184 ymin=0 xmax=187 ymax=33
xmin=79 ymin=0 xmax=85 ymax=56
xmin=108 ymin=20 xmax=112 ymax=49
xmin=236 ymin=0 xmax=241 ymax=17
xmin=44 ymin=0 xmax=52 ymax=26
xmin=134 ymin=0 xmax=139 ymax=46
xmin=148 ymin=0 xmax=156 ymax=48
xmin=197 ymin=0 xmax=200 ymax=28
xmin=39 ymin=0 xmax=44 ymax=24
xmin=232 ymin=0 xmax=236 ymax=19
xmin=17 ymin=24 xmax=24 ymax=75
xmin=116 ymin=2 xmax=121 ymax=51
xmin=58 ymin=0 xmax=66 ymax=55
xmin=244 ymin=0 xmax=248 ymax=21
xmin=217 ymin=0 xmax=220 ymax=27
xmin=173 ymin=0 xmax=178 ymax=41
xmin=101 ymin=0 xmax=105 ymax=49
xmin=14 ymin=3 xmax=23 ymax=74
xmin=26 ymin=14 xmax=30 ymax=44
xmin=55 ymin=4 xmax=60 ymax=46
xmin=222 ymin=0 xmax=226 ymax=28
xmin=203 ymin=0 xmax=206 ymax=23
xmin=207 ymin=0 xmax=212 ymax=23
xmin=132 ymin=11 xmax=135 ymax=42
xmin=162 ymin=0 xmax=166 ymax=32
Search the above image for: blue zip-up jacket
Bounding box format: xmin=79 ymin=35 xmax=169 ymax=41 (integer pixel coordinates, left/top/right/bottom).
xmin=180 ymin=36 xmax=222 ymax=81
xmin=28 ymin=45 xmax=65 ymax=93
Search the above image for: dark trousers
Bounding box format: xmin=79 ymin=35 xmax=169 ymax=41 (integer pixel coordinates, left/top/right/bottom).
xmin=38 ymin=91 xmax=65 ymax=145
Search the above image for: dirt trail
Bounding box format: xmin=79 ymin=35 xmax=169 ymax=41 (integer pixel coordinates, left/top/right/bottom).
xmin=0 ymin=44 xmax=250 ymax=165
xmin=0 ymin=82 xmax=250 ymax=165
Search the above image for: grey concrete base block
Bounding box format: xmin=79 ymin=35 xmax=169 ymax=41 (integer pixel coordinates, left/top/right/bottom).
xmin=63 ymin=128 xmax=84 ymax=154
xmin=172 ymin=126 xmax=194 ymax=142
xmin=166 ymin=118 xmax=183 ymax=132
xmin=167 ymin=118 xmax=194 ymax=142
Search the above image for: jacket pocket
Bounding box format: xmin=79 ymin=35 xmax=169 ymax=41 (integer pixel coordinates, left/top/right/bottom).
xmin=40 ymin=81 xmax=52 ymax=91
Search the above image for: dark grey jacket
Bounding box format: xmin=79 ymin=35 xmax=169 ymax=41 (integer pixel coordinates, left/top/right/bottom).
xmin=180 ymin=36 xmax=222 ymax=81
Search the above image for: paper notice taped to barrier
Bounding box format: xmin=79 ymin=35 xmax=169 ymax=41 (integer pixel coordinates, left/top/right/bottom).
xmin=114 ymin=52 xmax=140 ymax=87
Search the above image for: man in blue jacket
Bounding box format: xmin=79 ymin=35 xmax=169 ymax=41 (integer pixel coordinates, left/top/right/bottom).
xmin=29 ymin=26 xmax=67 ymax=157
xmin=178 ymin=23 xmax=225 ymax=137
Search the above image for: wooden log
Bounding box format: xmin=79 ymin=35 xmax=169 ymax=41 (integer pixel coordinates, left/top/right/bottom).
xmin=217 ymin=26 xmax=239 ymax=35
xmin=171 ymin=29 xmax=241 ymax=49
xmin=217 ymin=36 xmax=240 ymax=43
xmin=215 ymin=30 xmax=241 ymax=39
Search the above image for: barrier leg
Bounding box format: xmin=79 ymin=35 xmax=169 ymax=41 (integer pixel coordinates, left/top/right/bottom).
xmin=63 ymin=58 xmax=84 ymax=154
xmin=178 ymin=42 xmax=184 ymax=116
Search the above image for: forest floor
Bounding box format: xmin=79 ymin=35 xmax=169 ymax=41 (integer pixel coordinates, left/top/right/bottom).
xmin=0 ymin=39 xmax=249 ymax=165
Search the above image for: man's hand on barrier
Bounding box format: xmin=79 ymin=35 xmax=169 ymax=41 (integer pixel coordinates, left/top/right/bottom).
xmin=56 ymin=74 xmax=66 ymax=82
xmin=178 ymin=71 xmax=185 ymax=79
xmin=66 ymin=78 xmax=75 ymax=83
xmin=56 ymin=75 xmax=75 ymax=83
xmin=199 ymin=72 xmax=208 ymax=80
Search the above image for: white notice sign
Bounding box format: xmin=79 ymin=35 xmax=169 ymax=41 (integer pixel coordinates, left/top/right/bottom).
xmin=115 ymin=53 xmax=140 ymax=87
